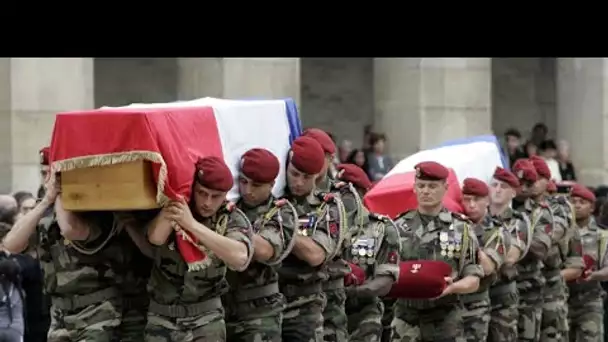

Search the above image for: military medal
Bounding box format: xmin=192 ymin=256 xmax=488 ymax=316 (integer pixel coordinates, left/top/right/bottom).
xmin=301 ymin=229 xmax=308 ymax=236
xmin=358 ymin=248 xmax=366 ymax=256
xmin=440 ymin=232 xmax=448 ymax=242
xmin=447 ymin=251 xmax=454 ymax=258
xmin=353 ymin=257 xmax=359 ymax=264
xmin=367 ymin=258 xmax=375 ymax=265
xmin=441 ymin=250 xmax=447 ymax=256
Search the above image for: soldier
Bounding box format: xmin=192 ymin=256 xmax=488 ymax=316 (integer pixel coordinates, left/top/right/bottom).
xmin=114 ymin=210 xmax=155 ymax=342
xmin=279 ymin=136 xmax=348 ymax=342
xmin=224 ymin=148 xmax=298 ymax=342
xmin=304 ymin=129 xmax=352 ymax=342
xmin=3 ymin=171 xmax=125 ymax=341
xmin=487 ymin=167 xmax=531 ymax=342
xmin=568 ymin=184 xmax=608 ymax=342
xmin=390 ymin=161 xmax=484 ymax=342
xmin=511 ymin=159 xmax=553 ymax=342
xmin=146 ymin=156 xmax=254 ymax=342
xmin=303 ymin=128 xmax=337 ymax=193
xmin=528 ymin=156 xmax=584 ymax=341
xmin=337 ymin=164 xmax=401 ymax=342
xmin=460 ymin=178 xmax=510 ymax=342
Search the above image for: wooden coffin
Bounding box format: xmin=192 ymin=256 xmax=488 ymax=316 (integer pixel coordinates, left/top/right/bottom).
xmin=60 ymin=160 xmax=160 ymax=211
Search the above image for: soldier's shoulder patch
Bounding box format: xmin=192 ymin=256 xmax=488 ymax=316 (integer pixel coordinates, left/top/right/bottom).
xmin=369 ymin=212 xmax=389 ymax=222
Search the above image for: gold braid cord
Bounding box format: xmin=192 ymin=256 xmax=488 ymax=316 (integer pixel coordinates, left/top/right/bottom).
xmin=68 ymin=219 xmax=119 ymax=256
xmin=262 ymin=200 xmax=299 ymax=266
xmin=52 ymin=151 xmax=170 ymax=207
xmin=329 ymin=195 xmax=348 ymax=260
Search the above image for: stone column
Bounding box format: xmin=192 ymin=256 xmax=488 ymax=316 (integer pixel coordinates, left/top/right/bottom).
xmin=557 ymin=58 xmax=608 ymax=186
xmin=374 ymin=58 xmax=492 ymax=161
xmin=0 ymin=58 xmax=94 ymax=194
xmin=177 ymin=58 xmax=300 ymax=104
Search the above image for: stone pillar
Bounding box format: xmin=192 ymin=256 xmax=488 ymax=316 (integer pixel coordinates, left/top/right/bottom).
xmin=557 ymin=58 xmax=608 ymax=186
xmin=177 ymin=58 xmax=300 ymax=104
xmin=374 ymin=58 xmax=492 ymax=161
xmin=0 ymin=58 xmax=94 ymax=194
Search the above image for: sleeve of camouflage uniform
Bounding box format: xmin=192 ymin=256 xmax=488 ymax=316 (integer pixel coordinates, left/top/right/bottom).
xmin=563 ymin=226 xmax=585 ymax=269
xmin=257 ymin=200 xmax=297 ymax=265
xmin=511 ymin=215 xmax=528 ymax=254
xmin=482 ymin=226 xmax=510 ymax=271
xmin=528 ymin=209 xmax=552 ymax=258
xmin=340 ymin=187 xmax=363 ymax=229
xmin=550 ymin=208 xmax=568 ymax=243
xmin=311 ymin=200 xmax=345 ymax=264
xmin=224 ymin=208 xmax=254 ymax=271
xmin=458 ymin=222 xmax=485 ymax=279
xmin=599 ymin=231 xmax=608 ymax=269
xmin=374 ymin=219 xmax=401 ymax=281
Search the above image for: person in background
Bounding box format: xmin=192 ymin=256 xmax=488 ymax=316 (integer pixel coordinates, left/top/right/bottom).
xmin=0 ymin=197 xmax=17 ymax=227
xmin=530 ymin=123 xmax=549 ymax=146
xmin=12 ymin=192 xmax=35 ymax=221
xmin=504 ymin=128 xmax=526 ymax=168
xmin=338 ymin=140 xmax=353 ymax=163
xmin=524 ymin=140 xmax=539 ymax=158
xmin=366 ymin=133 xmax=393 ymax=182
xmin=557 ymin=140 xmax=577 ymax=181
xmin=37 ymin=147 xmax=51 ymax=200
xmin=346 ymin=149 xmax=369 ymax=175
xmin=0 ymin=249 xmax=24 ymax=342
xmin=362 ymin=124 xmax=374 ymax=153
xmin=538 ymin=140 xmax=562 ymax=182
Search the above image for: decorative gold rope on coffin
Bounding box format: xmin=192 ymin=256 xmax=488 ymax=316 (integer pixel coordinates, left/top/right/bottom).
xmin=52 ymin=150 xmax=170 ymax=207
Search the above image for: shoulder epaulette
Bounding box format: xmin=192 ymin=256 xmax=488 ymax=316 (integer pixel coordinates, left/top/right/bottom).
xmin=225 ymin=202 xmax=236 ymax=212
xmin=369 ymin=212 xmax=389 ymax=222
xmin=452 ymin=212 xmax=471 ymax=222
xmin=395 ymin=210 xmax=416 ymax=220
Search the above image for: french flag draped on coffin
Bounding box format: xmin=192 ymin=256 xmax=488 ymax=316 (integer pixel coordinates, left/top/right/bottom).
xmin=50 ymin=97 xmax=302 ymax=270
xmin=363 ymin=135 xmax=508 ymax=218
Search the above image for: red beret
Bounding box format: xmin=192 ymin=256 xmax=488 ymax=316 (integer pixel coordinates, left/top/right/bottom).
xmin=493 ymin=167 xmax=519 ymax=188
xmin=547 ymin=180 xmax=557 ymax=194
xmin=337 ymin=164 xmax=372 ymax=191
xmin=571 ymin=183 xmax=596 ymax=203
xmin=194 ymin=156 xmax=234 ymax=192
xmin=462 ymin=178 xmax=489 ymax=197
xmin=40 ymin=147 xmax=50 ymax=166
xmin=512 ymin=159 xmax=538 ymax=183
xmin=302 ymin=128 xmax=336 ymax=155
xmin=290 ymin=136 xmax=325 ymax=175
xmin=240 ymin=148 xmax=280 ymax=183
xmin=414 ymin=161 xmax=449 ymax=181
xmin=387 ymin=260 xmax=453 ymax=299
xmin=529 ymin=156 xmax=552 ymax=179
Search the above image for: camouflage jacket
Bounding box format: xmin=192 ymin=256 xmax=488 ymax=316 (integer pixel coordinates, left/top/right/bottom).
xmin=514 ymin=199 xmax=552 ymax=286
xmin=278 ymin=189 xmax=348 ymax=289
xmin=38 ymin=211 xmax=126 ymax=307
xmin=225 ymin=197 xmax=297 ymax=296
xmin=394 ymin=209 xmax=484 ymax=309
xmin=548 ymin=195 xmax=584 ymax=273
xmin=148 ymin=204 xmax=253 ymax=305
xmin=466 ymin=214 xmax=510 ymax=294
xmin=492 ymin=208 xmax=531 ymax=285
xmin=568 ymin=217 xmax=608 ymax=301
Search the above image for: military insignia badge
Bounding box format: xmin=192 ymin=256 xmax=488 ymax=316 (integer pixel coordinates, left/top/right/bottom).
xmin=329 ymin=222 xmax=339 ymax=237
xmin=388 ymin=251 xmax=398 ymax=264
xmin=516 ymin=170 xmax=524 ymax=178
xmin=415 ymin=167 xmax=421 ymax=178
xmin=40 ymin=151 xmax=45 ymax=164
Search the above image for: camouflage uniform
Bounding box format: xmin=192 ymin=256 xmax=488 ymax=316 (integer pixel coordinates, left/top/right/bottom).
xmin=279 ymin=190 xmax=347 ymax=342
xmin=345 ymin=213 xmax=401 ymax=342
xmin=390 ymin=209 xmax=484 ymax=342
xmin=462 ymin=214 xmax=510 ymax=342
xmin=488 ymin=208 xmax=531 ymax=342
xmin=39 ymin=211 xmax=124 ymax=342
xmin=542 ymin=197 xmax=584 ymax=341
xmin=568 ymin=217 xmax=608 ymax=342
xmin=381 ymin=299 xmax=396 ymax=342
xmin=224 ymin=197 xmax=297 ymax=342
xmin=118 ymin=230 xmax=152 ymax=342
xmin=514 ymin=199 xmax=553 ymax=342
xmin=145 ymin=204 xmax=253 ymax=342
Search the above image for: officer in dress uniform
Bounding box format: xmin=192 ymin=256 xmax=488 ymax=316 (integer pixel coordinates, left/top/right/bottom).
xmin=279 ymin=136 xmax=348 ymax=342
xmin=487 ymin=167 xmax=531 ymax=342
xmin=335 ymin=164 xmax=401 ymax=342
xmin=389 ymin=161 xmax=484 ymax=342
xmin=568 ymin=184 xmax=608 ymax=342
xmin=459 ymin=178 xmax=510 ymax=342
xmin=224 ymin=148 xmax=298 ymax=342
